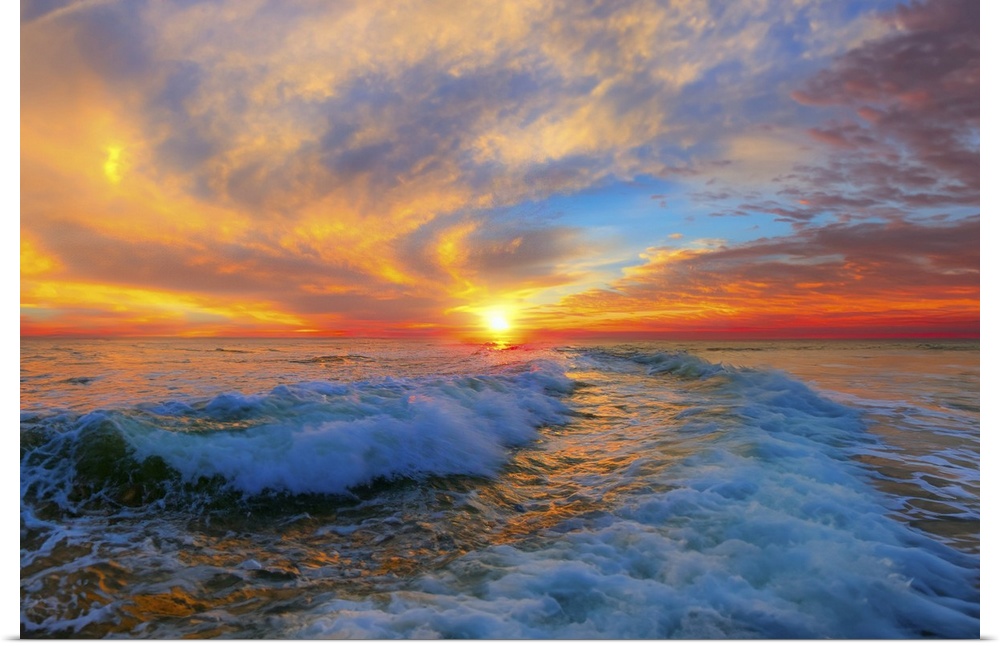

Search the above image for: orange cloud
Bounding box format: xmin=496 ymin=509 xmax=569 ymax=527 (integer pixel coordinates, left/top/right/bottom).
xmin=538 ymin=218 xmax=979 ymax=338
xmin=20 ymin=0 xmax=978 ymax=339
xmin=21 ymin=277 xmax=309 ymax=337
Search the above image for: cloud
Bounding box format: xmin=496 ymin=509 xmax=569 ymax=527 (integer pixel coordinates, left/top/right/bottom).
xmin=786 ymin=0 xmax=978 ymax=210
xmin=24 ymin=0 xmax=894 ymax=219
xmin=20 ymin=0 xmax=977 ymax=337
xmin=549 ymin=217 xmax=979 ymax=335
xmin=21 ymin=0 xmax=77 ymax=23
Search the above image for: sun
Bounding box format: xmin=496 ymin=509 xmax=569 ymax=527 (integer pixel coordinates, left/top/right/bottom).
xmin=486 ymin=312 xmax=510 ymax=332
xmin=471 ymin=305 xmax=520 ymax=340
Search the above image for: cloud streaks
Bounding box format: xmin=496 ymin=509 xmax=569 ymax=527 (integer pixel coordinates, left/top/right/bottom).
xmin=20 ymin=0 xmax=979 ymax=338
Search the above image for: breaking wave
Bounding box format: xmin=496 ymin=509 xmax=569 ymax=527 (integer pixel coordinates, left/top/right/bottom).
xmin=21 ymin=360 xmax=573 ymax=514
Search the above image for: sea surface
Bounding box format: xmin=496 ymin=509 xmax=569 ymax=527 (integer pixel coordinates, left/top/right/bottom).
xmin=20 ymin=338 xmax=980 ymax=638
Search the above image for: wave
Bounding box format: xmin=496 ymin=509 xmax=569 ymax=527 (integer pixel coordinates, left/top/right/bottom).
xmin=914 ymin=342 xmax=978 ymax=351
xmin=59 ymin=376 xmax=98 ymax=385
xmin=288 ymin=349 xmax=979 ymax=639
xmin=20 ymin=345 xmax=979 ymax=638
xmin=288 ymin=354 xmax=374 ymax=364
xmin=20 ymin=360 xmax=573 ymax=514
xmin=574 ymin=347 xmax=728 ymax=380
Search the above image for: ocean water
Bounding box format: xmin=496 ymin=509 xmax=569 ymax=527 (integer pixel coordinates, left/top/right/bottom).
xmin=19 ymin=338 xmax=979 ymax=638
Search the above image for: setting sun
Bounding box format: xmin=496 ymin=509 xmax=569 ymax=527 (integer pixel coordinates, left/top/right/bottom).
xmin=486 ymin=311 xmax=510 ymax=332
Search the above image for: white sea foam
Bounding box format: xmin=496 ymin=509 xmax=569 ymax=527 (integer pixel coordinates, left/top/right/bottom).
xmin=20 ymin=341 xmax=979 ymax=639
xmin=289 ymin=351 xmax=978 ymax=639
xmin=22 ymin=360 xmax=573 ymax=501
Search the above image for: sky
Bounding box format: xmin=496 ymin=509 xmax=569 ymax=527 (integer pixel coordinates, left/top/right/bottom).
xmin=19 ymin=0 xmax=981 ymax=340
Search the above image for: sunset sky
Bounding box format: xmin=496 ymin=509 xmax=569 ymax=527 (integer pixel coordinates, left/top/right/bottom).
xmin=20 ymin=0 xmax=980 ymax=340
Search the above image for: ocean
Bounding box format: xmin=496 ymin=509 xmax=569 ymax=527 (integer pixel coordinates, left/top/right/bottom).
xmin=19 ymin=338 xmax=980 ymax=638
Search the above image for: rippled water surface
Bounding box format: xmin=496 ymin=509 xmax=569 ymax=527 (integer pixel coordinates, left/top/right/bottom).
xmin=20 ymin=338 xmax=979 ymax=638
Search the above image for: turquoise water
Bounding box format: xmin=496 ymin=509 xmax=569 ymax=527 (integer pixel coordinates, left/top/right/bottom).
xmin=20 ymin=338 xmax=979 ymax=637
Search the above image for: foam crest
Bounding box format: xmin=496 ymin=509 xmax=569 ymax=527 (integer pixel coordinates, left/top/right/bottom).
xmin=575 ymin=348 xmax=727 ymax=380
xmin=21 ymin=362 xmax=573 ymax=505
xmin=289 ymin=354 xmax=978 ymax=639
xmin=637 ymin=352 xmax=728 ymax=379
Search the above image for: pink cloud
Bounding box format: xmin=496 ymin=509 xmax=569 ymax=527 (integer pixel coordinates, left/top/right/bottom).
xmin=792 ymin=0 xmax=978 ymax=195
xmin=556 ymin=217 xmax=979 ymax=335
